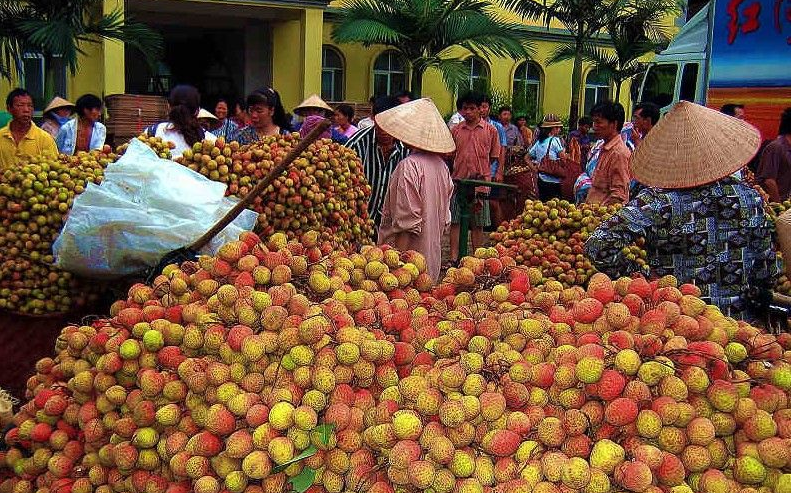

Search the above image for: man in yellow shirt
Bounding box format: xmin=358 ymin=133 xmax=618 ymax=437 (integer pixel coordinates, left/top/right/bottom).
xmin=0 ymin=88 xmax=58 ymax=168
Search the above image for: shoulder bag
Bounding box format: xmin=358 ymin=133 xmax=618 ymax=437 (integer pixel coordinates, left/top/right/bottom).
xmin=537 ymin=137 xmax=566 ymax=179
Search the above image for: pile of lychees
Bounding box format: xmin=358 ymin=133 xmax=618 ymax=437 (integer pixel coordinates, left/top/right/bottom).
xmin=176 ymin=136 xmax=374 ymax=250
xmin=490 ymin=199 xmax=647 ymax=287
xmin=0 ymin=148 xmax=113 ymax=314
xmin=1 ymin=230 xmax=790 ymax=493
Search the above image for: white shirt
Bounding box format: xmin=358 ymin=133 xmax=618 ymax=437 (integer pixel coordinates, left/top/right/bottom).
xmin=448 ymin=112 xmax=464 ymax=130
xmin=152 ymin=123 xmax=216 ymax=160
xmin=530 ymin=137 xmax=565 ymax=184
xmin=357 ymin=117 xmax=374 ymax=130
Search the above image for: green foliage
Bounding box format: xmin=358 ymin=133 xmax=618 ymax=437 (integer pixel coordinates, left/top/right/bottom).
xmin=500 ymin=0 xmax=622 ymax=124
xmin=271 ymin=445 xmax=318 ymax=474
xmin=289 ymin=467 xmax=317 ymax=493
xmin=314 ymin=423 xmax=335 ymax=445
xmin=0 ymin=0 xmax=162 ymax=98
xmin=501 ymin=0 xmax=679 ymax=121
xmin=546 ymin=0 xmax=681 ymax=101
xmin=331 ymin=0 xmax=533 ymax=95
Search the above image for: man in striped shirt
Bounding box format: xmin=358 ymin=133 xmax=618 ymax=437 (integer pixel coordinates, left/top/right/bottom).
xmin=345 ymin=96 xmax=410 ymax=234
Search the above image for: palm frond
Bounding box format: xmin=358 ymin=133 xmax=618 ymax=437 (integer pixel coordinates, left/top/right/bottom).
xmin=9 ymin=1 xmax=162 ymax=75
xmin=333 ymin=0 xmax=533 ymax=93
xmin=331 ymin=0 xmax=405 ymax=45
xmin=498 ymin=0 xmax=551 ymax=26
xmin=0 ymin=0 xmax=27 ymax=78
xmin=19 ymin=19 xmax=80 ymax=70
xmin=433 ymin=57 xmax=469 ymax=92
xmin=544 ymin=43 xmax=578 ymax=65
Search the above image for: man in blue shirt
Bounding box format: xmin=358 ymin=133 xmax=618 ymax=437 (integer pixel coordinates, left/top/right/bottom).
xmin=481 ymin=95 xmax=508 ymax=227
xmin=480 ymin=96 xmax=507 ymax=179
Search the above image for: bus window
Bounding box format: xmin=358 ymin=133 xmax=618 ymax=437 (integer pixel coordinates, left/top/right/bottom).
xmin=680 ymin=63 xmax=699 ymax=102
xmin=641 ymin=64 xmax=678 ymax=109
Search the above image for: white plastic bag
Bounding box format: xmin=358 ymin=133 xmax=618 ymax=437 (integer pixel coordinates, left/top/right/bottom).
xmin=53 ymin=139 xmax=258 ymax=279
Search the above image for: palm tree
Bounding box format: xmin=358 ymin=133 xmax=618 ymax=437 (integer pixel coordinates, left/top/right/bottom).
xmin=0 ymin=0 xmax=162 ymax=101
xmin=501 ymin=0 xmax=621 ymax=125
xmin=331 ymin=0 xmax=533 ymax=96
xmin=549 ymin=0 xmax=680 ymax=103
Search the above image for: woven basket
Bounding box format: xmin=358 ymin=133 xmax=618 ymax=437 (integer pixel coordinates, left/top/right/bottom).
xmin=105 ymin=94 xmax=169 ymax=144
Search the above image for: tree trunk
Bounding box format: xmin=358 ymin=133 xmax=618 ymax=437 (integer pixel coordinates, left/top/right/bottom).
xmin=568 ymin=45 xmax=584 ymax=126
xmin=615 ymin=80 xmax=623 ymax=105
xmin=410 ymin=65 xmax=423 ymax=97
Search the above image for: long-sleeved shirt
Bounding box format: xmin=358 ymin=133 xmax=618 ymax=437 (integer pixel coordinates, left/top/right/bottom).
xmin=585 ymin=178 xmax=777 ymax=318
xmin=378 ymin=151 xmax=454 ymax=281
xmin=56 ymin=118 xmax=107 ymax=155
xmin=345 ymin=125 xmax=410 ymax=227
xmin=586 ymin=134 xmax=631 ymax=205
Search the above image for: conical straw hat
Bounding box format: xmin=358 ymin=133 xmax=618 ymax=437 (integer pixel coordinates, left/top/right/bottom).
xmin=294 ymin=94 xmax=333 ymax=116
xmin=197 ymin=108 xmax=218 ymax=121
xmin=44 ymin=96 xmax=75 ymax=114
xmin=631 ymin=101 xmax=761 ymax=189
xmin=374 ymin=98 xmax=456 ymax=154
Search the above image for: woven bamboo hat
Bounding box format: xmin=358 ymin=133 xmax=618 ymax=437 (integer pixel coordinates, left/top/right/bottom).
xmin=374 ymin=98 xmax=456 ymax=154
xmin=43 ymin=97 xmax=75 ymax=114
xmin=631 ymin=101 xmax=761 ymax=189
xmin=197 ymin=108 xmax=218 ymax=121
xmin=540 ymin=114 xmax=563 ymax=128
xmin=294 ymin=94 xmax=333 ymax=117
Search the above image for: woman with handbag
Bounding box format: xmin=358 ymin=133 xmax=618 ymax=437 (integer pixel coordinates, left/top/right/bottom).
xmin=529 ymin=114 xmax=568 ymax=201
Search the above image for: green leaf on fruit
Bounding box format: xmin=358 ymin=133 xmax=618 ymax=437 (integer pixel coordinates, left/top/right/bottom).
xmin=289 ymin=466 xmax=316 ymax=493
xmin=271 ymin=445 xmax=317 ymax=473
xmin=314 ymin=423 xmax=335 ymax=445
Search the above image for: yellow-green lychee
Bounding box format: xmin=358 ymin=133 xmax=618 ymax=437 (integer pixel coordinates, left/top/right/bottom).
xmin=393 ymin=410 xmax=423 ymax=440
xmin=589 ymin=439 xmax=625 ymax=474
xmin=268 ymin=402 xmax=295 ymax=431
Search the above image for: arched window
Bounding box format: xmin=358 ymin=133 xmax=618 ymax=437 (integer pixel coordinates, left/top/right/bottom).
xmin=584 ymin=69 xmax=612 ymax=116
xmin=512 ymin=61 xmax=542 ymax=123
xmin=321 ymin=46 xmax=345 ymax=102
xmin=373 ymin=51 xmax=407 ymax=97
xmin=462 ymin=57 xmax=490 ymax=93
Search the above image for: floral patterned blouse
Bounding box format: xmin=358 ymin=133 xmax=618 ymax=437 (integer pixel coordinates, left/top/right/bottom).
xmin=585 ymin=177 xmax=777 ymax=318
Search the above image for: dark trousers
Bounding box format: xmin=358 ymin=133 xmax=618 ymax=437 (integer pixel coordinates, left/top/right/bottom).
xmin=538 ymin=179 xmax=562 ymax=201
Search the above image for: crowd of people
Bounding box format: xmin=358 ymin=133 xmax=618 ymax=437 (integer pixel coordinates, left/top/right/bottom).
xmin=367 ymin=94 xmax=791 ymax=320
xmin=1 ymin=81 xmax=790 ymax=319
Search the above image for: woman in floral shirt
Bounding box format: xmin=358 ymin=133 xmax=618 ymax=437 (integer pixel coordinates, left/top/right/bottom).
xmin=586 ymin=102 xmax=777 ymax=319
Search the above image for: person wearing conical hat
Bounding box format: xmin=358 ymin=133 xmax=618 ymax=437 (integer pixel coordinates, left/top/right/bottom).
xmin=346 ymin=96 xmax=411 ymax=229
xmin=294 ymin=94 xmax=333 ymax=118
xmin=41 ymin=96 xmax=75 ymax=139
xmin=375 ymin=98 xmax=455 ymax=281
xmin=197 ymin=108 xmax=218 ymax=132
xmin=585 ymin=101 xmax=777 ymax=319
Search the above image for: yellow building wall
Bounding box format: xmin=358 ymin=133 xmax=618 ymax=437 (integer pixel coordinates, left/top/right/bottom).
xmin=322 ymin=21 xmax=633 ymax=120
xmin=272 ymin=8 xmax=325 ymax=111
xmin=0 ymin=0 xmax=659 ymax=118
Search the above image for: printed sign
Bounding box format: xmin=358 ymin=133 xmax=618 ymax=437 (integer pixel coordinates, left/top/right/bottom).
xmin=710 ymin=0 xmax=791 ymax=87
